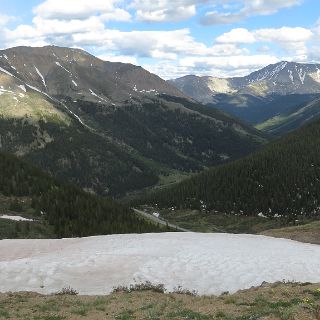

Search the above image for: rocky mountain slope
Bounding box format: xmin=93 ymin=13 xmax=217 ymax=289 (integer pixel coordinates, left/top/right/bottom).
xmin=170 ymin=61 xmax=320 ymax=128
xmin=0 ymin=46 xmax=267 ymax=196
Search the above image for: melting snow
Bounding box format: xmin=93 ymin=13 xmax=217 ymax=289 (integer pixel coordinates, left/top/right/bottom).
xmin=288 ymin=70 xmax=294 ymax=84
xmin=17 ymin=85 xmax=26 ymax=92
xmin=297 ymin=68 xmax=306 ymax=84
xmin=0 ymin=66 xmax=14 ymax=77
xmin=0 ymin=215 xmax=34 ymax=222
xmin=0 ymin=233 xmax=319 ymax=295
xmin=34 ymin=66 xmax=47 ymax=89
xmin=139 ymin=89 xmax=158 ymax=95
xmin=26 ymin=84 xmax=42 ymax=93
xmin=89 ymin=89 xmax=108 ymax=103
xmin=55 ymin=61 xmax=72 ymax=75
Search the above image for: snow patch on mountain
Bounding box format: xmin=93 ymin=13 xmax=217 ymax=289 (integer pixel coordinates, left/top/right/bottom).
xmin=288 ymin=70 xmax=294 ymax=84
xmin=0 ymin=66 xmax=14 ymax=77
xmin=34 ymin=66 xmax=47 ymax=89
xmin=55 ymin=61 xmax=72 ymax=75
xmin=0 ymin=233 xmax=319 ymax=295
xmin=89 ymin=89 xmax=108 ymax=103
xmin=0 ymin=215 xmax=34 ymax=222
xmin=17 ymin=84 xmax=26 ymax=92
xmin=297 ymin=67 xmax=306 ymax=84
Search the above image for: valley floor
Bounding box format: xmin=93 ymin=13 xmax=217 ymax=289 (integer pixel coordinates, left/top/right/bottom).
xmin=0 ymin=282 xmax=320 ymax=319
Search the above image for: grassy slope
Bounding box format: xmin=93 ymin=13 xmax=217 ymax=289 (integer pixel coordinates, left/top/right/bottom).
xmin=1 ymin=282 xmax=319 ymax=319
xmin=261 ymin=221 xmax=320 ymax=244
xmin=256 ymin=97 xmax=320 ymax=136
xmin=139 ymin=207 xmax=320 ymax=243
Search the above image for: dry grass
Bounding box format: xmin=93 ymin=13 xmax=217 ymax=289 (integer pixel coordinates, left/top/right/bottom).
xmin=261 ymin=221 xmax=320 ymax=245
xmin=1 ymin=282 xmax=320 ymax=319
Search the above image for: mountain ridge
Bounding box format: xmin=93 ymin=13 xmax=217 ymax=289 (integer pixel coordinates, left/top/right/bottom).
xmin=169 ymin=61 xmax=320 ymax=129
xmin=0 ymin=45 xmax=267 ymax=196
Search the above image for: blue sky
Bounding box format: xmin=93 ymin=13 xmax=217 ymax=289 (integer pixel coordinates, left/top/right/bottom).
xmin=0 ymin=0 xmax=319 ymax=79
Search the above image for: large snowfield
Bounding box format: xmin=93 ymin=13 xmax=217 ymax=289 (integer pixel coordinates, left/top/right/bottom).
xmin=0 ymin=233 xmax=320 ymax=295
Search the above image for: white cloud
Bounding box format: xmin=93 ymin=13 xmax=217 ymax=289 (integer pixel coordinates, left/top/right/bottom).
xmin=98 ymin=54 xmax=138 ymax=65
xmin=215 ymin=27 xmax=313 ymax=57
xmin=130 ymin=0 xmax=206 ymax=22
xmin=131 ymin=0 xmax=303 ymax=24
xmin=216 ymin=28 xmax=256 ymax=44
xmin=242 ymin=0 xmax=302 ymax=16
xmin=34 ymin=0 xmax=130 ymax=21
xmin=255 ymin=27 xmax=313 ymax=43
xmin=201 ymin=0 xmax=302 ymax=25
xmin=72 ymin=28 xmax=209 ymax=58
xmin=145 ymin=54 xmax=280 ymax=79
xmin=179 ymin=55 xmax=279 ymax=71
xmin=0 ymin=14 xmax=14 ymax=26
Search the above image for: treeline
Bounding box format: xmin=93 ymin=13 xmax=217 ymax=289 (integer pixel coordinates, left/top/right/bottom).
xmin=0 ymin=153 xmax=164 ymax=237
xmin=137 ymin=118 xmax=320 ymax=220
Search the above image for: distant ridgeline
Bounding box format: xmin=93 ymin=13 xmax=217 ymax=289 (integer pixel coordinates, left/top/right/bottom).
xmin=0 ymin=153 xmax=164 ymax=237
xmin=137 ymin=118 xmax=320 ymax=221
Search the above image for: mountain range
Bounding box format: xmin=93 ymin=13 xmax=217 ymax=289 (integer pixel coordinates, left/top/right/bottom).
xmin=169 ymin=61 xmax=320 ymax=134
xmin=0 ymin=45 xmax=267 ymax=196
xmin=2 ymin=45 xmax=320 ymax=237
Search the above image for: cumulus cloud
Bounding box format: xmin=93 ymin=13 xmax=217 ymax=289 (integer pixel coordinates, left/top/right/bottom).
xmin=130 ymin=0 xmax=207 ymax=22
xmin=98 ymin=54 xmax=138 ymax=65
xmin=72 ymin=28 xmax=208 ymax=58
xmin=33 ymin=0 xmax=131 ymax=21
xmin=216 ymin=27 xmax=313 ymax=56
xmin=201 ymin=0 xmax=302 ymax=25
xmin=0 ymin=14 xmax=14 ymax=26
xmin=216 ymin=28 xmax=256 ymax=44
xmin=255 ymin=27 xmax=313 ymax=43
xmin=179 ymin=55 xmax=279 ymax=70
xmin=146 ymin=54 xmax=280 ymax=79
xmin=130 ymin=0 xmax=302 ymax=24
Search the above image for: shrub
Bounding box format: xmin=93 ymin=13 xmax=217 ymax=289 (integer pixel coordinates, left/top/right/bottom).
xmin=173 ymin=285 xmax=198 ymax=296
xmin=113 ymin=281 xmax=165 ymax=293
xmin=55 ymin=286 xmax=78 ymax=295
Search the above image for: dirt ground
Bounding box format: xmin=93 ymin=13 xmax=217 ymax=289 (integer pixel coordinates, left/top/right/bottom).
xmin=1 ymin=282 xmax=320 ymax=319
xmin=261 ymin=221 xmax=320 ymax=245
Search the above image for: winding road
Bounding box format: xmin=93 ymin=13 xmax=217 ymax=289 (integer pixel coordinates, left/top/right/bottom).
xmin=133 ymin=208 xmax=191 ymax=232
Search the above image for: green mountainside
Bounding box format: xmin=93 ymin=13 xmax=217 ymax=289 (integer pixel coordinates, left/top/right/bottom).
xmin=256 ymin=97 xmax=320 ymax=135
xmin=139 ymin=117 xmax=320 ymax=222
xmin=0 ymin=152 xmax=164 ymax=239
